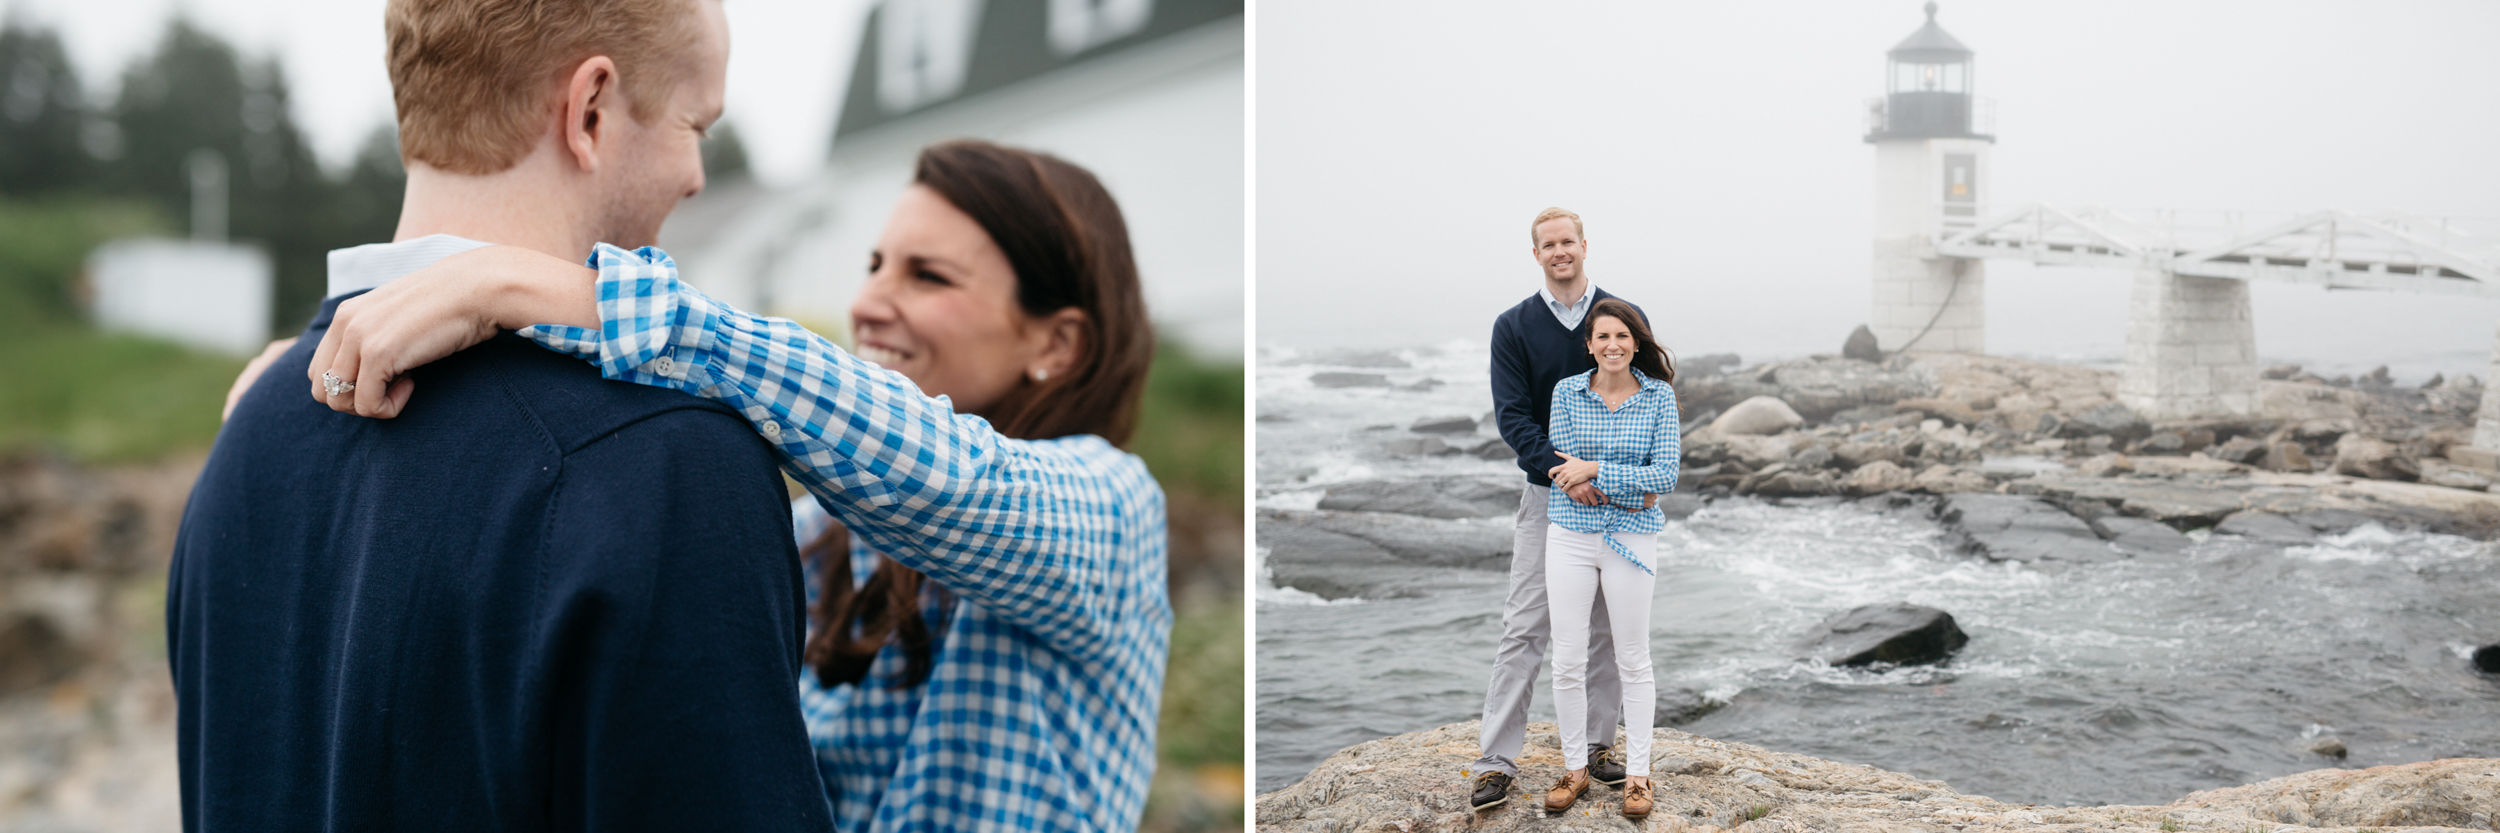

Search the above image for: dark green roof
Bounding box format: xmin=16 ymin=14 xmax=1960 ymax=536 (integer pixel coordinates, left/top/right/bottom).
xmin=1890 ymin=2 xmax=1972 ymax=62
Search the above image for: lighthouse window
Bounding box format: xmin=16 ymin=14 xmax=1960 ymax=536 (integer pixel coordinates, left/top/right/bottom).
xmin=1892 ymin=61 xmax=1969 ymax=93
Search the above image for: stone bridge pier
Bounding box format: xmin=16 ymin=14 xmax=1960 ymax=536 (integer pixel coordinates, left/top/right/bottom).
xmin=1871 ymin=240 xmax=1987 ymax=355
xmin=2117 ymin=268 xmax=2258 ymax=421
xmin=2472 ymin=326 xmax=2500 ymax=465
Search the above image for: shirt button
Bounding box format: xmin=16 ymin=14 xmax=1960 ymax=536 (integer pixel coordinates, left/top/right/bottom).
xmin=761 ymin=420 xmax=781 ymax=439
xmin=654 ymin=355 xmax=673 ymax=375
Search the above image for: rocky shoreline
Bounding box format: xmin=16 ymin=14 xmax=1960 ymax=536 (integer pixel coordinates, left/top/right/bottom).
xmin=1254 ymin=721 xmax=2500 ymax=832
xmin=1266 ymin=352 xmax=2500 ymax=601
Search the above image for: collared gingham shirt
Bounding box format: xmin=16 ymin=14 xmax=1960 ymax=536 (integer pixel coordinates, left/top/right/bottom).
xmin=518 ymin=245 xmax=1172 ymax=833
xmin=1544 ymin=367 xmax=1682 ymax=573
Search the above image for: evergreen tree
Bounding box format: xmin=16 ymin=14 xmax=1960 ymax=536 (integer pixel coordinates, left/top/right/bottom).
xmin=106 ymin=18 xmax=353 ymax=333
xmin=0 ymin=21 xmax=93 ymax=195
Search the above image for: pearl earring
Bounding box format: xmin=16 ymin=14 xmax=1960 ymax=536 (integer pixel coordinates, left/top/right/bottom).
xmin=1032 ymin=368 xmax=1050 ymax=382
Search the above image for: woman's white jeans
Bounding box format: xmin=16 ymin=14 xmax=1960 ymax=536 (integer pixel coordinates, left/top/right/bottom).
xmin=1545 ymin=523 xmax=1657 ymax=775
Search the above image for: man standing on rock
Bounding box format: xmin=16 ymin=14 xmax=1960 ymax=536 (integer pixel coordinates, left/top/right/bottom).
xmin=1471 ymin=207 xmax=1652 ymax=810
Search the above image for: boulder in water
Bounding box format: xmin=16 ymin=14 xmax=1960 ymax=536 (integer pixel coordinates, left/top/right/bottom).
xmin=2475 ymin=643 xmax=2500 ymax=674
xmin=2261 ymin=363 xmax=2302 ymax=380
xmin=2088 ymin=515 xmax=2192 ymax=557
xmin=1406 ymin=415 xmax=1477 ymax=435
xmin=1310 ymin=371 xmax=1390 ymax=388
xmin=1795 ymin=602 xmax=1969 ymax=667
xmin=1842 ymin=324 xmax=1883 ymax=362
xmin=1940 ymin=494 xmax=2117 ymax=563
xmin=1710 ymin=395 xmax=1803 ymax=435
xmin=2216 ymin=511 xmax=2315 ymax=544
xmin=1317 ymin=479 xmax=1519 ymax=519
xmin=1377 ymin=437 xmax=1457 ymax=457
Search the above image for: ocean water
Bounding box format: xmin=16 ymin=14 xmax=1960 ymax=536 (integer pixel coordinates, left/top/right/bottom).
xmin=1253 ymin=343 xmax=2500 ymax=805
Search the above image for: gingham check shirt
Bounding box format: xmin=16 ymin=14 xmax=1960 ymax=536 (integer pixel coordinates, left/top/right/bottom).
xmin=1544 ymin=368 xmax=1682 ymax=574
xmin=518 ymin=244 xmax=1172 ymax=833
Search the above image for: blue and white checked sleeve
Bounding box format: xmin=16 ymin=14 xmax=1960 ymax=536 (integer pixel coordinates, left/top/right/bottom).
xmin=1594 ymin=380 xmax=1681 ymax=501
xmin=519 ymin=244 xmax=1151 ymax=661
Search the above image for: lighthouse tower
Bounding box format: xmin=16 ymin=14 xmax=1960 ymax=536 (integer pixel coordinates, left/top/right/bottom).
xmin=1866 ymin=2 xmax=1991 ymax=354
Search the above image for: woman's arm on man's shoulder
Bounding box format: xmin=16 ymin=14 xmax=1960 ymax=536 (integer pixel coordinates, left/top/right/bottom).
xmin=519 ymin=244 xmax=1162 ymax=660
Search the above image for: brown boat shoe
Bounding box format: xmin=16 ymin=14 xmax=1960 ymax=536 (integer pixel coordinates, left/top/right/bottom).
xmin=1621 ymin=778 xmax=1653 ymax=819
xmin=1543 ymin=770 xmax=1590 ymax=813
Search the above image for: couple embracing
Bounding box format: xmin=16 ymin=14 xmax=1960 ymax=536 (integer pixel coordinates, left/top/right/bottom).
xmin=173 ymin=1 xmax=1168 ymax=831
xmin=1471 ymin=208 xmax=1682 ymax=820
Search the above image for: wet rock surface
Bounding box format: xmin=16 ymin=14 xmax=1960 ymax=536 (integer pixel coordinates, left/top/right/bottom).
xmin=1938 ymin=494 xmax=2117 ymax=564
xmin=1316 ymin=478 xmax=1520 ymax=519
xmin=1256 ymin=721 xmax=2500 ymax=833
xmin=1793 ymin=603 xmax=1968 ymax=667
xmin=1259 ymin=509 xmax=1512 ymax=599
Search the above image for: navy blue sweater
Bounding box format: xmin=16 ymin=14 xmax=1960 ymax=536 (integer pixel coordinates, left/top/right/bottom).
xmin=167 ymin=293 xmax=835 ymax=832
xmin=1489 ymin=287 xmax=1645 ymax=486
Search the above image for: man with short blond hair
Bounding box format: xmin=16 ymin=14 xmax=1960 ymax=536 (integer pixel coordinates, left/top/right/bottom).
xmin=1469 ymin=207 xmax=1650 ymax=811
xmin=168 ymin=1 xmax=836 ymax=829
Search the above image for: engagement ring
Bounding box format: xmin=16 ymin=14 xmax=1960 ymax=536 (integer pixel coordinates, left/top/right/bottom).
xmin=322 ymin=370 xmax=356 ymax=398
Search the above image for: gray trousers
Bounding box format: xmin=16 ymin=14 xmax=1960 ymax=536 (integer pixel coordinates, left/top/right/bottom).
xmin=1474 ymin=484 xmax=1620 ymax=776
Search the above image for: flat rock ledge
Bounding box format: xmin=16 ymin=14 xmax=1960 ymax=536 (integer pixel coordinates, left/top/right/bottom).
xmin=1256 ymin=722 xmax=2500 ymax=833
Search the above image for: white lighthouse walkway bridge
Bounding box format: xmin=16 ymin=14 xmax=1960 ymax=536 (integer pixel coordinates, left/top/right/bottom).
xmin=1941 ymin=205 xmax=2500 ymax=297
xmin=1912 ymin=204 xmax=2500 ymax=451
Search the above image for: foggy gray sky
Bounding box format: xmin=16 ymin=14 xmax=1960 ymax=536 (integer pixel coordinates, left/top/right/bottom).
xmin=1255 ymin=0 xmax=2500 ymax=381
xmin=0 ymin=0 xmax=865 ymax=186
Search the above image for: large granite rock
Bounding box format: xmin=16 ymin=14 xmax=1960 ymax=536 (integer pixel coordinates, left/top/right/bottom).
xmin=1257 ymin=510 xmax=1513 ymax=599
xmin=2087 ymin=515 xmax=2193 ymax=557
xmin=1711 ymin=396 xmax=1803 ymax=436
xmin=1255 ymin=721 xmax=2500 ymax=833
xmin=2061 ymin=402 xmax=2152 ymax=443
xmin=1793 ymin=602 xmax=1968 ymax=667
xmin=1675 ymin=356 xmax=1934 ymax=424
xmin=1842 ymin=325 xmax=1882 ymax=362
xmin=2334 ymin=433 xmax=2422 ymax=482
xmin=1839 ymin=459 xmax=1914 ymax=497
xmin=1317 ymin=479 xmax=1521 ymax=519
xmin=1938 ymin=494 xmax=2118 ymax=563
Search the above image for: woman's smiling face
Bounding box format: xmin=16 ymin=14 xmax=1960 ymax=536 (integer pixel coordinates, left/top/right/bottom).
xmin=849 ymin=185 xmax=1070 ymax=416
xmin=1587 ymin=314 xmax=1636 ymax=374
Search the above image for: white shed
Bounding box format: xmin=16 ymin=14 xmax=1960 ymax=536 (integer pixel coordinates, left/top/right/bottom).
xmin=86 ymin=238 xmax=273 ymax=356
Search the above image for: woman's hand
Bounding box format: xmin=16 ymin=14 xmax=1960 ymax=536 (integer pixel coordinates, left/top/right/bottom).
xmin=223 ymin=337 xmax=297 ymax=421
xmin=306 ymin=245 xmax=599 ymax=418
xmin=1547 ymin=452 xmax=1604 ymax=492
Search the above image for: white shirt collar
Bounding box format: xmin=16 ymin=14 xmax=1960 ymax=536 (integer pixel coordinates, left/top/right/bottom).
xmin=1538 ymin=282 xmax=1597 ymax=330
xmin=325 ymin=234 xmax=497 ymax=299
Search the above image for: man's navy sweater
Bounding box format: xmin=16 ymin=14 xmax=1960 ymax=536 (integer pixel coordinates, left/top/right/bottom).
xmin=1489 ymin=286 xmax=1646 ymax=486
xmin=168 ymin=293 xmax=835 ymax=832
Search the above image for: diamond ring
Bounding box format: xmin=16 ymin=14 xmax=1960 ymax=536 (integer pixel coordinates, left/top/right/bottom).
xmin=321 ymin=370 xmax=356 ymax=397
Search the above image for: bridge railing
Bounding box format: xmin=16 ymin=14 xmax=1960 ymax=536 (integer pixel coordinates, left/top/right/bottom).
xmin=1936 ymin=204 xmax=2500 ymax=295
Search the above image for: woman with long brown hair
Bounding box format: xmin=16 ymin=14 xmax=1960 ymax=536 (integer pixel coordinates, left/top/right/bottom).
xmin=281 ymin=140 xmax=1169 ymax=832
xmin=1536 ymin=297 xmax=1679 ymax=820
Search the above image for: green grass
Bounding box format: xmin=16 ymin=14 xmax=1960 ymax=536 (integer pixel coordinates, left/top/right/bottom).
xmin=2159 ymin=819 xmax=2182 ymax=832
xmin=1155 ymin=595 xmax=1243 ymax=768
xmin=1743 ymin=804 xmax=1773 ymax=822
xmin=0 ymin=199 xmax=239 ymax=463
xmin=1131 ymin=342 xmax=1244 ymax=504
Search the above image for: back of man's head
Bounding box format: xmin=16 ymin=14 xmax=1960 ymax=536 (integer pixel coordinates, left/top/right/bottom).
xmin=387 ymin=0 xmax=704 ymax=175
